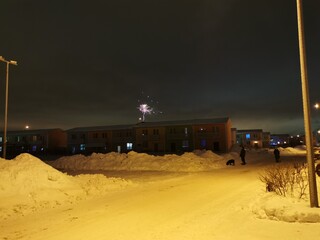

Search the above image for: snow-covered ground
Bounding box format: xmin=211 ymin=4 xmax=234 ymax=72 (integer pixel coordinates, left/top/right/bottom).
xmin=1 ymin=146 xmax=320 ymax=240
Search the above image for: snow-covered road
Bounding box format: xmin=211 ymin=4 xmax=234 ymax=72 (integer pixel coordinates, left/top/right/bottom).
xmin=2 ymin=162 xmax=319 ymax=240
xmin=1 ymin=149 xmax=320 ymax=240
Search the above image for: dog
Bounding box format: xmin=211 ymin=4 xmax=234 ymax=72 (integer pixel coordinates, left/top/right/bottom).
xmin=226 ymin=159 xmax=235 ymax=166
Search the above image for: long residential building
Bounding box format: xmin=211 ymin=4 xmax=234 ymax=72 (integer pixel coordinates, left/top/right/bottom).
xmin=0 ymin=128 xmax=67 ymax=158
xmin=67 ymin=117 xmax=233 ymax=154
xmin=0 ymin=117 xmax=233 ymax=157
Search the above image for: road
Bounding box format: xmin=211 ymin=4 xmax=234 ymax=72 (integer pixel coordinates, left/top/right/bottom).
xmin=1 ymin=155 xmax=319 ymax=240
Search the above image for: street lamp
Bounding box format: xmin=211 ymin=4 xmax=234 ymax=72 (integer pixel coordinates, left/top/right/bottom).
xmin=0 ymin=56 xmax=17 ymax=159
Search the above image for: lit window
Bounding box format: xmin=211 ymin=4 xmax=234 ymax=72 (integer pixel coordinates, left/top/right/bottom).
xmin=127 ymin=143 xmax=133 ymax=150
xmin=80 ymin=144 xmax=85 ymax=151
xmin=200 ymin=139 xmax=206 ymax=148
xmin=246 ymin=134 xmax=250 ymax=139
xmin=0 ymin=137 xmax=2 ymax=143
xmin=32 ymin=145 xmax=37 ymax=152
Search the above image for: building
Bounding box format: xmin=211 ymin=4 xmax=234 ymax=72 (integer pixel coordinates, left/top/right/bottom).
xmin=134 ymin=118 xmax=232 ymax=153
xmin=0 ymin=128 xmax=67 ymax=158
xmin=270 ymin=134 xmax=291 ymax=147
xmin=0 ymin=118 xmax=232 ymax=156
xmin=67 ymin=117 xmax=232 ymax=154
xmin=236 ymin=129 xmax=269 ymax=148
xmin=67 ymin=125 xmax=134 ymax=154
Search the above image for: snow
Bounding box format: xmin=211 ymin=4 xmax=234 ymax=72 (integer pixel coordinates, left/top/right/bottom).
xmin=0 ymin=147 xmax=320 ymax=240
xmin=51 ymin=150 xmax=225 ymax=172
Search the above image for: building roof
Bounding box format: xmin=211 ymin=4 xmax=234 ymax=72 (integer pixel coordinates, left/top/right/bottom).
xmin=133 ymin=117 xmax=230 ymax=128
xmin=67 ymin=124 xmax=134 ymax=133
xmin=66 ymin=117 xmax=230 ymax=132
xmin=4 ymin=128 xmax=64 ymax=135
xmin=237 ymin=129 xmax=263 ymax=133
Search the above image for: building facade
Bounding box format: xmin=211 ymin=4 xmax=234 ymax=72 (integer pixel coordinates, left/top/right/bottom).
xmin=1 ymin=118 xmax=232 ymax=157
xmin=236 ymin=129 xmax=270 ymax=148
xmin=67 ymin=125 xmax=134 ymax=154
xmin=67 ymin=118 xmax=232 ymax=154
xmin=1 ymin=129 xmax=67 ymax=158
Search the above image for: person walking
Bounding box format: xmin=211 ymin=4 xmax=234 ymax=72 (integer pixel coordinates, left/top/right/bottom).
xmin=240 ymin=146 xmax=246 ymax=165
xmin=274 ymin=148 xmax=280 ymax=163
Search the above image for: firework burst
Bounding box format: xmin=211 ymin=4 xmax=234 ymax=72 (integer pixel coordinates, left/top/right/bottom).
xmin=138 ymin=103 xmax=153 ymax=122
xmin=137 ymin=92 xmax=162 ymax=122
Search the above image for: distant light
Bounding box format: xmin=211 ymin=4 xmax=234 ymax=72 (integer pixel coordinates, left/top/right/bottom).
xmin=25 ymin=125 xmax=29 ymax=129
xmin=297 ymin=135 xmax=300 ymax=137
xmin=315 ymin=103 xmax=319 ymax=109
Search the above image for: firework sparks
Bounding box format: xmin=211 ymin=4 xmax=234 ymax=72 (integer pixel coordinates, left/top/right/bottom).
xmin=137 ymin=92 xmax=162 ymax=122
xmin=138 ymin=103 xmax=153 ymax=122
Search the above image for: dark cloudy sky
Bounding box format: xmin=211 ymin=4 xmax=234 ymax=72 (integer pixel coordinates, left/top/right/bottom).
xmin=0 ymin=0 xmax=320 ymax=134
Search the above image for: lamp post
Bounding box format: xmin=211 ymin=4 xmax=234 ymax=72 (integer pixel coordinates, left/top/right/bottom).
xmin=0 ymin=56 xmax=17 ymax=159
xmin=295 ymin=0 xmax=319 ymax=207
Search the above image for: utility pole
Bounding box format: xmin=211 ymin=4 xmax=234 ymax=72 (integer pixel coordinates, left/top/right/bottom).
xmin=296 ymin=0 xmax=319 ymax=208
xmin=0 ymin=56 xmax=17 ymax=159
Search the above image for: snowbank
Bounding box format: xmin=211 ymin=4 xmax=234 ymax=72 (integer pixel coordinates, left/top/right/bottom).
xmin=269 ymin=146 xmax=307 ymax=156
xmin=252 ymin=192 xmax=320 ymax=223
xmin=0 ymin=154 xmax=132 ymax=219
xmin=51 ymin=150 xmax=226 ymax=172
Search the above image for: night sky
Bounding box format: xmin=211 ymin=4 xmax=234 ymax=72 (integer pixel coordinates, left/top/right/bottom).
xmin=1 ymin=0 xmax=320 ymax=135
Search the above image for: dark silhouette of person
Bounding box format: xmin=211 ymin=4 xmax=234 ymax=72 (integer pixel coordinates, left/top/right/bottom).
xmin=240 ymin=147 xmax=246 ymax=165
xmin=274 ymin=148 xmax=280 ymax=162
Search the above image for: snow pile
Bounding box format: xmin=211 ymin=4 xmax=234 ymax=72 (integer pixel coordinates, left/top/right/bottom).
xmin=0 ymin=154 xmax=80 ymax=218
xmin=0 ymin=154 xmax=132 ymax=219
xmin=51 ymin=150 xmax=226 ymax=172
xmin=273 ymin=146 xmax=307 ymax=156
xmin=252 ymin=192 xmax=320 ymax=223
xmin=74 ymin=174 xmax=133 ymax=196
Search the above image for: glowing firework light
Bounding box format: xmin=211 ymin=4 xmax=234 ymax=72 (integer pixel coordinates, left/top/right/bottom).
xmin=138 ymin=103 xmax=153 ymax=122
xmin=137 ymin=92 xmax=162 ymax=122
